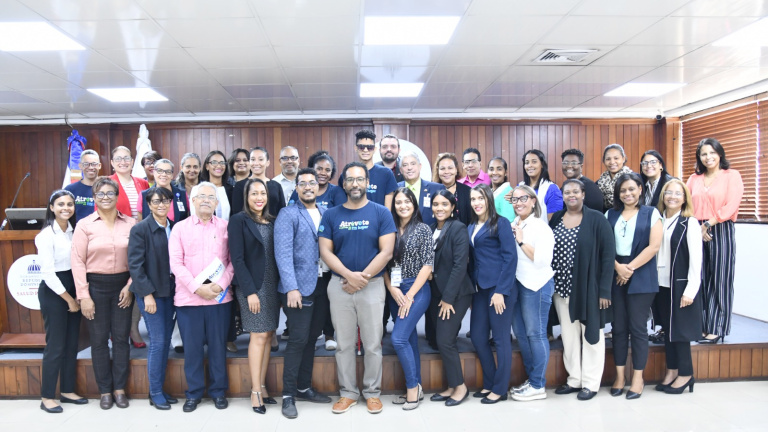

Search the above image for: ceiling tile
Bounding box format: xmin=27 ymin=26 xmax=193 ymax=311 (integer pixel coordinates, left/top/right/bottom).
xmin=570 ymin=0 xmax=690 ymax=16
xmin=451 ymin=16 xmax=562 ymax=45
xmin=541 ymin=82 xmax=617 ymax=97
xmin=129 ymin=100 xmax=192 ymax=113
xmin=419 ymin=82 xmax=489 ymax=98
xmin=540 ymin=16 xmax=659 ymax=45
xmin=261 ymin=17 xmax=360 ymax=46
xmin=357 ymin=98 xmax=415 ymax=110
xmin=10 ymin=51 xmax=124 ymax=76
xmin=413 ymin=95 xmax=476 ymax=109
xmin=467 ymin=0 xmax=581 ymax=16
xmin=291 ymin=83 xmax=357 ymax=98
xmin=239 ymin=98 xmax=300 ymax=111
xmin=182 ymin=99 xmax=245 ymax=112
xmin=54 ymin=20 xmax=178 ymax=50
xmin=131 ymin=69 xmax=216 ymax=87
xmin=364 ymin=0 xmax=472 ymax=15
xmin=360 ymin=67 xmax=432 ymax=83
xmin=483 ymin=82 xmax=560 ymax=96
xmin=576 ymin=96 xmax=653 ymax=109
xmin=634 ymin=66 xmax=728 ymax=84
xmin=522 ymin=94 xmax=596 ymax=109
xmin=428 ymin=65 xmax=506 ymax=83
xmin=298 ymin=97 xmax=358 ymax=111
xmin=71 ymin=70 xmax=149 ymax=87
xmin=224 ymin=84 xmax=293 ymax=98
xmin=157 ymin=18 xmax=268 ymax=48
xmin=153 ymin=85 xmax=234 ymax=101
xmin=284 ymin=67 xmax=358 ymax=84
xmin=0 ymin=72 xmax=77 ymax=90
xmin=440 ymin=45 xmax=529 ymax=66
xmin=273 ymin=45 xmax=359 ymax=68
xmin=666 ymin=46 xmax=764 ymax=67
xmin=0 ymin=52 xmax=48 ymax=75
xmin=252 ymin=0 xmax=362 ymax=17
xmin=17 ymin=88 xmax=88 ymax=104
xmin=3 ymin=0 xmax=43 ymax=20
xmin=496 ymin=66 xmax=582 ymax=83
xmin=592 ymin=45 xmax=698 ymax=67
xmin=562 ymin=66 xmax=655 ymax=86
xmin=98 ymin=48 xmax=201 ymax=71
xmin=672 ymin=0 xmax=768 ymax=17
xmin=138 ymin=0 xmax=254 ymax=19
xmin=470 ymin=95 xmax=535 ymax=107
xmin=360 ymin=46 xmax=444 ymax=67
xmin=185 ymin=47 xmax=278 ymax=69
xmin=21 ymin=0 xmax=148 ymax=20
xmin=0 ymin=102 xmax=73 ymax=116
xmin=208 ymin=68 xmax=286 ymax=85
xmin=627 ymin=17 xmax=759 ymax=45
xmin=0 ymin=91 xmax=42 ymax=103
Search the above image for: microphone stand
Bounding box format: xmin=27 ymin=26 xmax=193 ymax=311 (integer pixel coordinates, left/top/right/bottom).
xmin=1 ymin=172 xmax=31 ymax=231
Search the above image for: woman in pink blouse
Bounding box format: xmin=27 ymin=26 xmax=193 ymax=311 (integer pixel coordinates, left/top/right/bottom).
xmin=71 ymin=176 xmax=137 ymax=410
xmin=685 ymin=138 xmax=743 ymax=344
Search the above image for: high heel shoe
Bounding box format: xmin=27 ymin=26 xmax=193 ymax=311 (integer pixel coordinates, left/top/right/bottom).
xmin=251 ymin=391 xmax=266 ymax=414
xmin=654 ymin=382 xmax=671 ymax=392
xmin=130 ymin=338 xmax=146 ymax=349
xmin=626 ymin=382 xmax=644 ymax=400
xmin=698 ymin=335 xmax=722 ymax=344
xmin=664 ymin=377 xmax=695 ymax=394
xmin=261 ymin=385 xmax=277 ymax=404
xmin=610 ymin=387 xmax=624 ymax=397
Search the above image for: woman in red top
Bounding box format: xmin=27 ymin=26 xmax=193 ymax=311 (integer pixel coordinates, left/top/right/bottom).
xmin=685 ymin=138 xmax=743 ymax=344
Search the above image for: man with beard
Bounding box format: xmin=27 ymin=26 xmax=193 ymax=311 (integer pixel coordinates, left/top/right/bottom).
xmin=65 ymin=149 xmax=101 ymax=221
xmin=338 ymin=130 xmax=398 ymax=208
xmin=274 ymin=146 xmax=300 ymax=204
xmin=376 ymin=134 xmax=404 ymax=182
xmin=319 ymin=162 xmax=396 ymax=415
xmin=560 ymin=149 xmax=603 ymax=211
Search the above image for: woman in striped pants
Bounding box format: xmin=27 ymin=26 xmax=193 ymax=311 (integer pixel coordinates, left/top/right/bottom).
xmin=685 ymin=138 xmax=743 ymax=343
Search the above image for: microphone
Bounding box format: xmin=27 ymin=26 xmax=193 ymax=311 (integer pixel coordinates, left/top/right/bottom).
xmin=1 ymin=172 xmax=31 ymax=231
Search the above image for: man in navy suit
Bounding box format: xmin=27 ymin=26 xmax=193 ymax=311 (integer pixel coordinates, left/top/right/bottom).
xmin=275 ymin=168 xmax=333 ymax=419
xmin=398 ymin=152 xmax=445 ymax=226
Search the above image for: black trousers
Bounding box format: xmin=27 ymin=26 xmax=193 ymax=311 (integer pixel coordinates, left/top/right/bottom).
xmin=611 ymin=281 xmax=655 ymax=369
xmin=281 ymin=275 xmax=330 ymax=396
xmin=435 ymin=293 xmax=472 ymax=388
xmin=655 ymin=287 xmax=694 ymax=375
xmin=85 ymin=272 xmax=132 ymax=394
xmin=39 ymin=271 xmax=81 ymax=399
xmin=425 ymin=282 xmax=440 ymax=346
xmin=227 ymin=285 xmax=240 ymax=342
xmin=314 ymin=272 xmax=335 ymax=339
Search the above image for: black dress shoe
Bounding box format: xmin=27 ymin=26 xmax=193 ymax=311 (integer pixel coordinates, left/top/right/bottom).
xmin=183 ymin=398 xmax=201 ymax=412
xmin=174 ymin=346 xmax=184 ymax=353
xmin=163 ymin=393 xmax=178 ymax=404
xmin=264 ymin=396 xmax=278 ymax=404
xmin=577 ymin=388 xmax=597 ymax=401
xmin=282 ymin=396 xmax=298 ymax=419
xmin=296 ymin=388 xmax=332 ymax=403
xmin=430 ymin=393 xmax=450 ymax=402
xmin=609 ymin=387 xmax=624 ymax=397
xmin=555 ymin=384 xmax=580 ymax=395
xmin=40 ymin=402 xmax=63 ymax=413
xmin=60 ymin=396 xmax=88 ymax=405
xmin=654 ymin=382 xmax=671 ymax=392
xmin=472 ymin=390 xmax=491 ymax=398
xmin=698 ymin=335 xmax=722 ymax=344
xmin=480 ymin=393 xmax=507 ymax=404
xmin=626 ymin=390 xmax=642 ymax=400
xmin=664 ymin=377 xmax=695 ymax=394
xmin=445 ymin=391 xmax=469 ymax=407
xmin=99 ymin=394 xmax=113 ymax=410
xmin=149 ymin=397 xmax=171 ymax=410
xmin=213 ymin=396 xmax=229 ymax=409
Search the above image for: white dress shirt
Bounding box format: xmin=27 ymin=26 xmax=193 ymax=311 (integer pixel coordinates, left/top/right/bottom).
xmin=657 ymin=212 xmax=702 ymax=299
xmin=513 ymin=215 xmax=555 ymax=291
xmin=34 ymin=222 xmax=74 ymax=295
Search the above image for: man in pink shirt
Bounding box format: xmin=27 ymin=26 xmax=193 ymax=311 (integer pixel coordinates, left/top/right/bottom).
xmin=169 ymin=182 xmax=234 ymax=412
xmin=459 ymin=148 xmax=491 ymax=187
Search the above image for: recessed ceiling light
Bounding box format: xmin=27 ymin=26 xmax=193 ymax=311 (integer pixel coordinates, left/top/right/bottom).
xmin=605 ymin=83 xmax=686 ymax=97
xmin=364 ymin=16 xmax=460 ymax=45
xmin=360 ymin=83 xmax=424 ymax=98
xmin=0 ymin=22 xmax=84 ymax=51
xmin=87 ymin=88 xmax=168 ymax=102
xmin=713 ymin=17 xmax=768 ymax=46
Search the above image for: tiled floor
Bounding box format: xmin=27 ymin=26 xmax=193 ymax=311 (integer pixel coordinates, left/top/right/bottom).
xmin=2 ymin=381 xmax=766 ymax=432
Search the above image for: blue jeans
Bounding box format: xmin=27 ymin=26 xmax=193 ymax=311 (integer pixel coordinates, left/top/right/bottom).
xmin=137 ymin=296 xmax=175 ymax=401
xmin=512 ymin=278 xmax=554 ymax=389
xmin=388 ymin=277 xmax=431 ymax=389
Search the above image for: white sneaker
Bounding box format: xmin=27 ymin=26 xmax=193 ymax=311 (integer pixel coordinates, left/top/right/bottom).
xmin=512 ymin=380 xmax=530 ymax=394
xmin=325 ymin=339 xmax=337 ymax=351
xmin=511 ymin=385 xmax=546 ymax=401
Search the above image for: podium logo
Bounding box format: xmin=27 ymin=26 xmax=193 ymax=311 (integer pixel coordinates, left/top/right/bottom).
xmin=7 ymin=254 xmax=42 ymax=310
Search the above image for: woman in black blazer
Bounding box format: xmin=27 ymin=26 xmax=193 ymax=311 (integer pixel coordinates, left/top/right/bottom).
xmin=139 ymin=159 xmax=189 ymax=222
xmin=228 ymin=178 xmax=280 ymax=413
xmin=432 ymin=153 xmax=473 ymax=226
xmin=128 ymin=187 xmax=178 ymax=410
xmin=427 ymin=189 xmax=474 ymax=407
xmin=231 ymin=147 xmax=286 ymax=217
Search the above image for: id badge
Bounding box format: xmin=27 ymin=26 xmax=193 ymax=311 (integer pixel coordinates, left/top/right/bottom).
xmin=176 ymin=200 xmax=185 ymax=212
xmin=390 ymin=266 xmax=402 ymax=287
xmin=423 ymin=194 xmax=431 ymax=209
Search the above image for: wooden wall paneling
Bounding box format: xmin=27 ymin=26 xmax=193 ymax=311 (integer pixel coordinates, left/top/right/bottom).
xmin=751 ymin=349 xmax=763 ymax=377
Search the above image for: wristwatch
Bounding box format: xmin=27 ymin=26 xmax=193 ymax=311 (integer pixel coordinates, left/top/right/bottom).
xmin=703 ymin=221 xmax=712 ymax=229
xmin=517 ymin=240 xmax=524 ymax=246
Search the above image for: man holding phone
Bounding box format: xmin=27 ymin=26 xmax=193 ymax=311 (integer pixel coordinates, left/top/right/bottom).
xmin=275 ymin=168 xmax=333 ymax=419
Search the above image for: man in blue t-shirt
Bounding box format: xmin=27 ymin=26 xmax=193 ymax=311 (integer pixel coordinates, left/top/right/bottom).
xmin=319 ymin=162 xmax=396 ymax=415
xmin=64 ymin=149 xmax=101 ymax=221
xmin=338 ymin=130 xmax=397 ymax=209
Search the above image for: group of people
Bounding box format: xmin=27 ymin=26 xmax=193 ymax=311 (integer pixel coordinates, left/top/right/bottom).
xmin=34 ymin=129 xmax=742 ymax=418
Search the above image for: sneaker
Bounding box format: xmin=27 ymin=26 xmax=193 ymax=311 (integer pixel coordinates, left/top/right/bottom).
xmin=325 ymin=339 xmax=337 ymax=351
xmin=331 ymin=397 xmax=357 ymax=414
xmin=512 ymin=380 xmax=530 ymax=394
xmin=511 ymin=385 xmax=547 ymax=402
xmin=366 ymin=397 xmax=383 ymax=414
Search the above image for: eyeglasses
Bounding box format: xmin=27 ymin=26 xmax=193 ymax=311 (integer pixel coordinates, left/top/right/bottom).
xmin=356 ymin=144 xmax=375 ymax=151
xmin=280 ymin=156 xmax=299 ymax=162
xmin=195 ymin=195 xmax=217 ymax=202
xmin=463 ymin=159 xmax=479 ymax=165
xmin=640 ymin=160 xmax=659 ymax=167
xmin=509 ymin=195 xmax=530 ymax=204
xmin=95 ymin=191 xmax=117 ymax=199
xmin=663 ymin=190 xmax=684 ymax=197
xmin=150 ymin=199 xmax=172 ymax=206
xmin=143 ymin=160 xmax=156 ymax=166
xmin=562 ymin=161 xmax=582 ymax=167
xmin=112 ymin=156 xmax=132 ymax=163
xmin=155 ymin=168 xmax=173 ymax=175
xmin=297 ymin=181 xmax=318 ymax=188
xmin=208 ymin=160 xmax=227 ymax=167
xmin=81 ymin=162 xmax=100 ymax=168
xmin=344 ymin=177 xmax=367 ymax=185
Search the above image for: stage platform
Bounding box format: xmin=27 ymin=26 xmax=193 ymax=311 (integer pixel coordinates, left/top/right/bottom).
xmin=1 ymin=315 xmax=767 ymax=399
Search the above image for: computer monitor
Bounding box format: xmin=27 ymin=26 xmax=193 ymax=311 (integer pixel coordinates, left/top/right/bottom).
xmin=3 ymin=208 xmax=47 ymax=231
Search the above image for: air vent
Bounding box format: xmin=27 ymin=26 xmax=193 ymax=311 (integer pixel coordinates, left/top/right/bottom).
xmin=534 ymin=49 xmax=598 ymax=64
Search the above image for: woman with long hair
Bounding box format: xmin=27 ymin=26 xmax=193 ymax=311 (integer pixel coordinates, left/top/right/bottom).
xmin=432 ymin=153 xmax=472 ymax=226
xmin=37 ymin=190 xmax=86 ymax=413
xmin=228 ymin=178 xmax=280 ymax=413
xmin=232 ymin=147 xmax=286 ymax=217
xmin=198 ymin=150 xmax=233 ymax=220
xmin=384 ymin=187 xmax=433 ymax=410
xmin=487 ymin=157 xmax=516 ymax=221
xmin=520 ymin=150 xmax=562 ymax=221
xmin=686 ymin=138 xmax=743 ymax=343
xmin=228 ymin=148 xmax=251 ymax=186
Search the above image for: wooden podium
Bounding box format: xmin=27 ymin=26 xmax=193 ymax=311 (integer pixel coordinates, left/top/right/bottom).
xmin=0 ymin=231 xmax=46 ymax=348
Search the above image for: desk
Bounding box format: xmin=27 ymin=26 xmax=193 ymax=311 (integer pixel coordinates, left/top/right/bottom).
xmin=0 ymin=231 xmax=45 ymax=348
